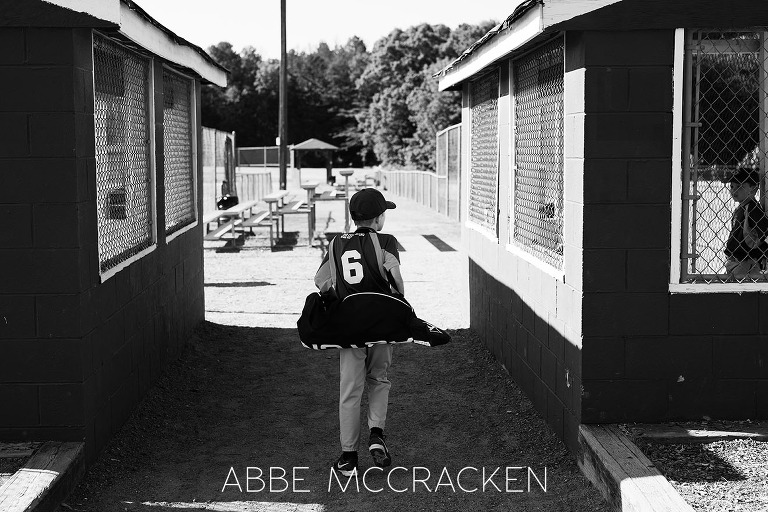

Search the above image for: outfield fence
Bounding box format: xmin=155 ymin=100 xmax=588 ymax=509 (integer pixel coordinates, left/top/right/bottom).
xmin=380 ymin=124 xmax=462 ymax=221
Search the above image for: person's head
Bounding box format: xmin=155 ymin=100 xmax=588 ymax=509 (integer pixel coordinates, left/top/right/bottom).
xmin=728 ymin=169 xmax=760 ymax=203
xmin=349 ymin=188 xmax=396 ymax=232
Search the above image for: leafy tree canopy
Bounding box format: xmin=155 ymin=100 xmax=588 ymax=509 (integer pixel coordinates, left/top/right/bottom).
xmin=202 ymin=19 xmax=496 ymax=170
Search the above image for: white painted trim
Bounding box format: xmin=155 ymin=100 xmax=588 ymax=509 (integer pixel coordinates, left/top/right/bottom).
xmin=439 ymin=4 xmax=543 ymax=91
xmin=670 ymin=28 xmax=685 ymax=287
xmin=45 ymin=0 xmax=225 ymax=86
xmin=119 ymin=5 xmax=226 ymax=86
xmin=505 ymin=243 xmax=565 ymax=282
xmin=166 ymin=219 xmax=198 ymax=244
xmin=100 ymin=244 xmax=157 ymax=282
xmin=670 ymin=283 xmax=768 ymax=293
xmin=465 ymin=220 xmax=499 ymax=243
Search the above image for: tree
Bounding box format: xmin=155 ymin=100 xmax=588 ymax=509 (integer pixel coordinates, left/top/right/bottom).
xmin=355 ymin=21 xmax=496 ymax=169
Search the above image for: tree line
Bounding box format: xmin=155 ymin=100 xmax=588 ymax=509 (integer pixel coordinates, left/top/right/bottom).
xmin=202 ymin=21 xmax=496 ymax=171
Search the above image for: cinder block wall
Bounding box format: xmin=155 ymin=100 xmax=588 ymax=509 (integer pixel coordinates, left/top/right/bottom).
xmin=464 ymin=40 xmax=584 ymax=453
xmin=0 ymin=27 xmax=205 ymax=462
xmin=576 ymin=30 xmax=768 ymax=422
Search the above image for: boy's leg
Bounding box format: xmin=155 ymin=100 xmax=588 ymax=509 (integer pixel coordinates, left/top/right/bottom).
xmin=339 ymin=348 xmax=367 ymax=451
xmin=365 ymin=344 xmax=393 ymax=432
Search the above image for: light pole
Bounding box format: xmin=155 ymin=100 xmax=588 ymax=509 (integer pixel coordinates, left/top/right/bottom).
xmin=339 ymin=169 xmax=355 ymax=232
xmin=278 ymin=0 xmax=288 ymax=190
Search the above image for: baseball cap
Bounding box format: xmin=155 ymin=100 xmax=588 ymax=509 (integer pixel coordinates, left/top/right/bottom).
xmin=349 ymin=188 xmax=396 ymax=221
xmin=728 ymin=168 xmax=760 ymax=186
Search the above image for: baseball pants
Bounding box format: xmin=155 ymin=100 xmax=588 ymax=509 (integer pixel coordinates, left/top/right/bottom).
xmin=339 ymin=344 xmax=393 ymax=451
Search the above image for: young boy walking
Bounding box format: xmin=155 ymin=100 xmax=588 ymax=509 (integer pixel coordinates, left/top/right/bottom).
xmin=314 ymin=188 xmax=404 ymax=476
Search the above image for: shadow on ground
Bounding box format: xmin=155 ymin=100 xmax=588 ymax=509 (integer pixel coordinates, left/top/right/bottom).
xmin=635 ymin=440 xmax=746 ymax=483
xmin=59 ymin=322 xmax=609 ymax=512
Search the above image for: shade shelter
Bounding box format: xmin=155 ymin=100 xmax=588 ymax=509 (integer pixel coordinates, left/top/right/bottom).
xmin=437 ymin=0 xmax=768 ymax=455
xmin=0 ymin=0 xmax=227 ymax=462
xmin=290 ymin=138 xmax=339 ymax=184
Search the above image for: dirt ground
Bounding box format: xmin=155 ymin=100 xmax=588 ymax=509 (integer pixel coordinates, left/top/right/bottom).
xmin=58 ymin=322 xmax=609 ymax=512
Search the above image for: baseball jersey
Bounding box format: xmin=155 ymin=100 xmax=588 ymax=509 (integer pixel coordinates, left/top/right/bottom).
xmin=314 ymin=227 xmax=401 ymax=299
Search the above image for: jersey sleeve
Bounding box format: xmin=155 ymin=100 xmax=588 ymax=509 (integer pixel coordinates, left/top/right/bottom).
xmin=380 ymin=234 xmax=400 ymax=271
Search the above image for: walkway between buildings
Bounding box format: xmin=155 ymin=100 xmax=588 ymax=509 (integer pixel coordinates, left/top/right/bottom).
xmin=56 ymin=170 xmax=608 ymax=512
xmin=204 ymin=168 xmax=469 ymax=331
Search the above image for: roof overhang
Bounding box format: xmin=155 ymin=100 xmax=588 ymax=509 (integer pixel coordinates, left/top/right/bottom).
xmin=437 ymin=0 xmax=623 ymax=92
xmin=43 ymin=0 xmax=227 ymax=86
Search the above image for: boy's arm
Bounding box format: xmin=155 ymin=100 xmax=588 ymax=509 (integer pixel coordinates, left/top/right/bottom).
xmin=389 ymin=265 xmax=405 ymax=295
xmin=314 ymin=255 xmax=333 ymax=292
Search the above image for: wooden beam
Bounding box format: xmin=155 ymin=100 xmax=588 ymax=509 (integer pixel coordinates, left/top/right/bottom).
xmin=578 ymin=425 xmax=695 ymax=512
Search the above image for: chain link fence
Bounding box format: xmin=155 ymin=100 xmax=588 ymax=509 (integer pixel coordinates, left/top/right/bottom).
xmin=237 ymin=146 xmax=280 ymax=166
xmin=469 ymin=70 xmax=500 ymax=234
xmin=512 ymin=37 xmax=565 ymax=269
xmin=93 ymin=34 xmax=154 ymax=274
xmin=682 ymin=29 xmax=768 ymax=283
xmin=162 ymin=68 xmax=195 ymax=235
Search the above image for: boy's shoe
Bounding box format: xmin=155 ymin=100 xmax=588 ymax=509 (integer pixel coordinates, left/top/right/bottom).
xmin=369 ymin=432 xmax=392 ymax=467
xmin=332 ymin=452 xmax=358 ymax=477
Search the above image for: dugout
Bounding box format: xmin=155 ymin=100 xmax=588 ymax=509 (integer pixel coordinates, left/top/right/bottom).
xmin=437 ymin=0 xmax=768 ymax=454
xmin=0 ymin=0 xmax=227 ymax=461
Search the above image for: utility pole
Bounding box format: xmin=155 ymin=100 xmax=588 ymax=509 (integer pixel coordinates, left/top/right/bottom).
xmin=278 ymin=0 xmax=288 ymax=190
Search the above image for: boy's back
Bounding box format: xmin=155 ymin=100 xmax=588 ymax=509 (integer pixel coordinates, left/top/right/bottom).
xmin=315 ymin=228 xmax=400 ymax=299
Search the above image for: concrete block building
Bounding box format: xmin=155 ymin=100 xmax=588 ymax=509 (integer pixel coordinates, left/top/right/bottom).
xmin=0 ymin=0 xmax=226 ymax=461
xmin=437 ymin=0 xmax=768 ymax=452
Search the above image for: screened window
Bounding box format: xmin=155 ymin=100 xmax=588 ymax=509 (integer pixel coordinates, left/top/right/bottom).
xmin=93 ymin=35 xmax=154 ymax=274
xmin=162 ymin=69 xmax=196 ymax=235
xmin=469 ymin=70 xmax=500 ymax=234
xmin=512 ymin=37 xmax=565 ymax=269
xmin=681 ymin=29 xmax=768 ymax=283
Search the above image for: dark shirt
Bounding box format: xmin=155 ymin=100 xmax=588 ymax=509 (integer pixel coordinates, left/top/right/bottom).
xmin=315 ymin=227 xmax=401 ymax=299
xmin=725 ymin=197 xmax=768 ymax=260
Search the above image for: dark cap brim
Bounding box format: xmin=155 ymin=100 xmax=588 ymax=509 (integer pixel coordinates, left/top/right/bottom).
xmin=386 ymin=201 xmax=396 ymax=210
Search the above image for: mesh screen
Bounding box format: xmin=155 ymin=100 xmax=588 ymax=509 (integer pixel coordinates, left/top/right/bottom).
xmin=469 ymin=71 xmax=499 ymax=233
xmin=513 ymin=38 xmax=565 ymax=269
xmin=93 ymin=35 xmax=153 ymax=273
xmin=683 ymin=29 xmax=768 ymax=283
xmin=163 ymin=69 xmax=195 ymax=234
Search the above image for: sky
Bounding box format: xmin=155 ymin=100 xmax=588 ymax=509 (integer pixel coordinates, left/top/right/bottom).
xmin=136 ymin=0 xmax=524 ymax=59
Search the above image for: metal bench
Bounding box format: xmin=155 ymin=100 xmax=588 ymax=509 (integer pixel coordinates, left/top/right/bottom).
xmin=240 ymin=209 xmax=275 ymax=246
xmin=203 ymin=210 xmax=229 ymax=234
xmin=203 ymin=218 xmax=243 ymax=241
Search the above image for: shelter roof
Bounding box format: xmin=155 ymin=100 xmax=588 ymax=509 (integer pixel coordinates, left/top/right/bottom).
xmin=437 ymin=0 xmax=768 ymax=91
xmin=291 ymin=138 xmax=340 ymax=151
xmin=40 ymin=0 xmax=228 ymax=86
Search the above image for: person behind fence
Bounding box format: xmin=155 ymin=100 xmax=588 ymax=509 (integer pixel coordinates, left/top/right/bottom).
xmin=725 ymin=168 xmax=768 ymax=279
xmin=313 ymin=188 xmax=403 ymax=477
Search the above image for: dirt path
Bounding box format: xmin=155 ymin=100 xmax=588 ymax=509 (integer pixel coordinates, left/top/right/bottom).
xmin=60 ymin=322 xmax=608 ymax=512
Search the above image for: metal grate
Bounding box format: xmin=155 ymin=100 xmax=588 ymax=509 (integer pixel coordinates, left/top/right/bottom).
xmin=93 ymin=35 xmax=154 ymax=274
xmin=163 ymin=69 xmax=195 ymax=235
xmin=512 ymin=37 xmax=565 ymax=269
xmin=469 ymin=71 xmax=499 ymax=234
xmin=682 ymin=29 xmax=768 ymax=283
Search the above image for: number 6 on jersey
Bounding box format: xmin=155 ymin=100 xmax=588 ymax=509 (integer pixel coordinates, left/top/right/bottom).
xmin=341 ymin=250 xmax=364 ymax=284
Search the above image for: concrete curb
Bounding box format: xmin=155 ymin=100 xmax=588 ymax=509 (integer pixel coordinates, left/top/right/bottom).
xmin=0 ymin=442 xmax=84 ymax=512
xmin=578 ymin=425 xmax=695 ymax=512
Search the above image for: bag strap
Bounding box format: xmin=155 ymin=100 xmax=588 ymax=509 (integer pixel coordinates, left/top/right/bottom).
xmin=370 ymin=231 xmax=401 ymax=294
xmin=369 ymin=232 xmax=390 ymax=283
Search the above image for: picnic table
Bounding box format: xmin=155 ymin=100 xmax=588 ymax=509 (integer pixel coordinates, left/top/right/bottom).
xmin=203 ymin=199 xmax=271 ymax=243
